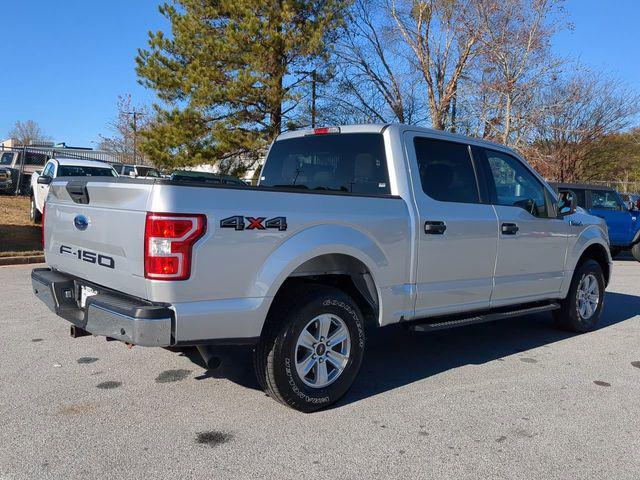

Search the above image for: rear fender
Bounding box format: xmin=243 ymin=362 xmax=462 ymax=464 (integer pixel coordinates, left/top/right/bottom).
xmin=250 ymin=224 xmax=387 ymax=300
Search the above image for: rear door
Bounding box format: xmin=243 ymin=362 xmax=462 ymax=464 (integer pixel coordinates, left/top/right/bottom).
xmin=405 ymin=133 xmax=499 ymax=317
xmin=588 ymin=189 xmax=631 ymax=245
xmin=475 ymin=147 xmax=568 ymax=306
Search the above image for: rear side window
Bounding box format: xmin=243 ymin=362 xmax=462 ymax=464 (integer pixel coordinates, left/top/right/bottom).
xmin=413 ymin=137 xmax=479 ymax=203
xmin=260 ymin=133 xmax=391 ymax=195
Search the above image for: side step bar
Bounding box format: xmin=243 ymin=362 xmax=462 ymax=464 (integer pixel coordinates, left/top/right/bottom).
xmin=408 ymin=302 xmax=561 ymax=332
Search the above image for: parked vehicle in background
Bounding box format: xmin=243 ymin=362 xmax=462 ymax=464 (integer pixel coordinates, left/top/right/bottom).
xmin=552 ymin=183 xmax=640 ymax=261
xmin=32 ymin=124 xmax=611 ymax=412
xmin=29 ymin=158 xmax=117 ymax=223
xmin=169 ymin=170 xmax=247 ymax=186
xmin=0 ymin=149 xmax=49 ymax=194
xmin=111 ymin=163 xmax=162 ymax=178
xmin=620 ymin=192 xmax=640 ymax=211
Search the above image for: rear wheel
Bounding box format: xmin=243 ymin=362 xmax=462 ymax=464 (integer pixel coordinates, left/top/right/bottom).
xmin=553 ymin=259 xmax=605 ymax=332
xmin=631 ymin=243 xmax=640 ymax=262
xmin=254 ymin=285 xmax=365 ymax=412
xmin=29 ymin=196 xmax=41 ymax=224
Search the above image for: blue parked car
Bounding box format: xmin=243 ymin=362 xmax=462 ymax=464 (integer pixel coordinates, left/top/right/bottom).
xmin=552 ymin=183 xmax=640 ymax=261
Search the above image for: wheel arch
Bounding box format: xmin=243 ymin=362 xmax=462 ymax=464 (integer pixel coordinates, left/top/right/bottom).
xmin=253 ymin=225 xmax=388 ymax=339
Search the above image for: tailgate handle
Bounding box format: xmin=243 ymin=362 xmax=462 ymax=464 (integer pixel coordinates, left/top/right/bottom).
xmin=66 ymin=181 xmax=90 ymax=205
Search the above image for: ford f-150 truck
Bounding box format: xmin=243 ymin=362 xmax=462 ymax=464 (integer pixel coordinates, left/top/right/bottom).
xmin=31 ymin=124 xmax=612 ymax=412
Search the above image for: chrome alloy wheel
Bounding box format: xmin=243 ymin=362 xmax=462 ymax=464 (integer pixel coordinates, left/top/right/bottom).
xmin=295 ymin=313 xmax=351 ymax=388
xmin=576 ymin=273 xmax=600 ymax=320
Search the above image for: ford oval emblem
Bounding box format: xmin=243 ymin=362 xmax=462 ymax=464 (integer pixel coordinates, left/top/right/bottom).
xmin=74 ymin=215 xmax=89 ymax=231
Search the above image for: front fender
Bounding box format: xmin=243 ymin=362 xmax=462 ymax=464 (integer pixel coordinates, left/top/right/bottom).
xmin=562 ymin=224 xmax=612 ymax=296
xmin=250 ymin=223 xmax=388 ymax=299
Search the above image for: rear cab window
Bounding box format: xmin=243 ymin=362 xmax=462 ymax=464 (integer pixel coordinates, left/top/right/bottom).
xmin=259 ymin=133 xmax=391 ymax=196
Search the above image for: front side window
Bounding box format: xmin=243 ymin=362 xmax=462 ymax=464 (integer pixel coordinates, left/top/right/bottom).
xmin=482 ymin=149 xmax=549 ymax=217
xmin=260 ymin=133 xmax=391 ymax=195
xmin=0 ymin=152 xmax=13 ymax=166
xmin=42 ymin=162 xmax=55 ymax=177
xmin=123 ymin=166 xmax=134 ymax=175
xmin=591 ymin=190 xmax=623 ymax=210
xmin=413 ymin=137 xmax=479 ymax=203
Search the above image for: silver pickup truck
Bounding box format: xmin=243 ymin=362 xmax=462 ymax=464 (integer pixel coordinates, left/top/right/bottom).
xmin=32 ymin=124 xmax=612 ymax=412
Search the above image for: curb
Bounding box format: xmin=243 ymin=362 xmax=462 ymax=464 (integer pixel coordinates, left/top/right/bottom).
xmin=0 ymin=255 xmax=45 ymax=266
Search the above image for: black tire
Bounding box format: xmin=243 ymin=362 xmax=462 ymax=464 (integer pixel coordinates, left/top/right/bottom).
xmin=30 ymin=196 xmax=41 ymax=224
xmin=632 ymin=243 xmax=640 ymax=262
xmin=254 ymin=285 xmax=366 ymax=412
xmin=553 ymin=259 xmax=605 ymax=333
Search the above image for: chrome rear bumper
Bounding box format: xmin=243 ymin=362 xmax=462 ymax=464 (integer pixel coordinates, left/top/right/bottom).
xmin=31 ymin=268 xmax=173 ymax=347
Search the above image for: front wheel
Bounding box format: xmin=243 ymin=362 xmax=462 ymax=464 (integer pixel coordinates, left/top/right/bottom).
xmin=553 ymin=259 xmax=605 ymax=332
xmin=254 ymin=285 xmax=366 ymax=412
xmin=29 ymin=196 xmax=41 ymax=224
xmin=631 ymin=243 xmax=640 ymax=262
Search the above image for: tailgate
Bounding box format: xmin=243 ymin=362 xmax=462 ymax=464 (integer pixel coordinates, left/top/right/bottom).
xmin=44 ymin=179 xmax=153 ymax=299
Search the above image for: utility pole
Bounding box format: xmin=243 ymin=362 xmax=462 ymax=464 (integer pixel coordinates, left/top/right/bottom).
xmin=125 ymin=110 xmax=146 ymax=164
xmin=311 ymin=69 xmax=317 ymax=128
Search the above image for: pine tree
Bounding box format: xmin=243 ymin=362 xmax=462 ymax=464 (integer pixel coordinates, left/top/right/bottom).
xmin=136 ymin=0 xmax=347 ymax=174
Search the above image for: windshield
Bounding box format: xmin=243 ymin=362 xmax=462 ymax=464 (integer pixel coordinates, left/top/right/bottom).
xmin=136 ymin=166 xmax=161 ymax=177
xmin=58 ymin=166 xmax=117 ymax=177
xmin=260 ymin=133 xmax=390 ymax=195
xmin=0 ymin=152 xmax=14 ymax=166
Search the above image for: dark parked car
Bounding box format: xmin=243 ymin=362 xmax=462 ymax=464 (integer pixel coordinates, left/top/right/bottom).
xmin=552 ymin=183 xmax=640 ymax=260
xmin=169 ymin=170 xmax=247 ymax=185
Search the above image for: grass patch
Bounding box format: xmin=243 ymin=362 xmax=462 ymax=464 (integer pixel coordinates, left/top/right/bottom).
xmin=0 ymin=196 xmax=42 ymax=254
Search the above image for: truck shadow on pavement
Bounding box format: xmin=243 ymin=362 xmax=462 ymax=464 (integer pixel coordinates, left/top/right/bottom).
xmin=177 ymin=291 xmax=640 ymax=407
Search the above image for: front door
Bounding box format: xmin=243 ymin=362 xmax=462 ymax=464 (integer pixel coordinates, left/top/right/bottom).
xmin=474 ymin=147 xmax=569 ymax=306
xmin=405 ymin=133 xmax=499 ymax=318
xmin=589 ymin=189 xmax=632 ymax=246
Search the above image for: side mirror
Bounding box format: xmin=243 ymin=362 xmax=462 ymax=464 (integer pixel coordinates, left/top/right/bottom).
xmin=558 ymin=190 xmax=577 ymax=217
xmin=37 ymin=175 xmax=52 ymax=185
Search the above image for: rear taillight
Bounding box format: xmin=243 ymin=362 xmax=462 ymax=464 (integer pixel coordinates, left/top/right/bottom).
xmin=144 ymin=212 xmax=206 ymax=280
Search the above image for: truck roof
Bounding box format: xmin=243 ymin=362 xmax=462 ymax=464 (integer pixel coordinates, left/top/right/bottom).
xmin=550 ymin=182 xmax=616 ymax=192
xmin=53 ymin=157 xmax=114 ymax=169
xmin=276 ymin=123 xmax=515 ymax=153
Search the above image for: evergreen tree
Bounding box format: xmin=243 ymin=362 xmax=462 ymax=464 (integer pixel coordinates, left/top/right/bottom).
xmin=136 ymin=0 xmax=347 ymax=174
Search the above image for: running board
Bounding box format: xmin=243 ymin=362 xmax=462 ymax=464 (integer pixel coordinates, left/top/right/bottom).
xmin=408 ymin=302 xmax=561 ymax=332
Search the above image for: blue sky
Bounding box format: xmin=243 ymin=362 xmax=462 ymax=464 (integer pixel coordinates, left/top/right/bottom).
xmin=2 ymin=0 xmax=639 ymax=146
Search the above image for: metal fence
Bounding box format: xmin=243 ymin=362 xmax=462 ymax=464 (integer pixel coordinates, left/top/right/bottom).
xmin=0 ymin=145 xmax=128 ymax=195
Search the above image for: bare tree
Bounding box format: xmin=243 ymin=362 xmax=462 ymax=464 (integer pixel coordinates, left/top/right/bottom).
xmin=389 ymin=0 xmax=485 ymax=130
xmin=526 ymin=72 xmax=640 ymax=182
xmin=8 ymin=120 xmax=51 ymax=146
xmin=460 ymin=0 xmax=566 ymax=146
xmin=98 ymin=94 xmax=151 ymax=164
xmin=328 ymin=0 xmax=424 ymax=125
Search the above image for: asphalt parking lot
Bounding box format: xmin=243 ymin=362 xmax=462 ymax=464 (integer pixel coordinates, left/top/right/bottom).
xmin=1 ymin=261 xmax=639 ymax=480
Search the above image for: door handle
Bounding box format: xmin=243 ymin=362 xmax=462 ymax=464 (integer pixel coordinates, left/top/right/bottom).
xmin=501 ymin=222 xmax=519 ymax=235
xmin=424 ymin=221 xmax=446 ymax=235
xmin=569 ymin=220 xmax=583 ymax=227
